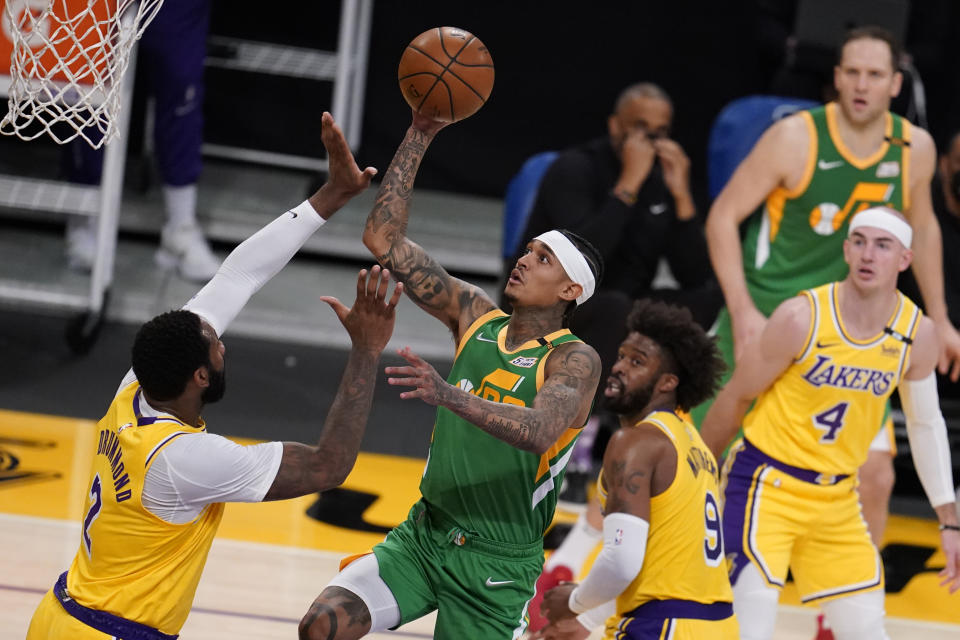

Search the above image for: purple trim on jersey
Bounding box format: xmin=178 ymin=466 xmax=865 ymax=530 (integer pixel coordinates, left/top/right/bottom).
xmin=721 ymin=447 xmax=753 ymax=587
xmin=133 ymin=387 xmax=144 ymax=417
xmin=624 ymin=599 xmax=734 ymax=620
xmin=743 ymin=439 xmax=849 ymax=485
xmin=800 ymin=575 xmax=883 ymax=603
xmin=145 ymin=432 xmax=188 ymax=468
xmin=54 ymin=571 xmax=179 ymax=640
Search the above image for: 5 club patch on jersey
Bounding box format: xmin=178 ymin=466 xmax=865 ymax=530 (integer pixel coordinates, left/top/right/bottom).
xmin=509 ymin=356 xmax=538 ymax=368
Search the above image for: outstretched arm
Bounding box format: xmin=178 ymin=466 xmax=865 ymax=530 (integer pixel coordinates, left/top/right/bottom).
xmin=363 ymin=110 xmax=496 ymax=343
xmin=263 ymin=267 xmax=402 ymax=500
xmin=700 ymin=295 xmax=810 ymax=460
xmin=385 ymin=341 xmax=600 ymax=455
xmin=117 ymin=113 xmax=375 ymax=393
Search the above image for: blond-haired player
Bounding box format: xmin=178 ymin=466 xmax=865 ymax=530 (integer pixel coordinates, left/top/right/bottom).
xmin=701 ymin=207 xmax=960 ymax=640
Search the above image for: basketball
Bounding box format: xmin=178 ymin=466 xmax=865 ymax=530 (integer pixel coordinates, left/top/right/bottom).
xmin=397 ymin=26 xmax=494 ymax=123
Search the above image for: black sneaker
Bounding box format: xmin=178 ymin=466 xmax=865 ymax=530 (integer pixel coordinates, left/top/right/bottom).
xmin=557 ymin=470 xmax=589 ymax=513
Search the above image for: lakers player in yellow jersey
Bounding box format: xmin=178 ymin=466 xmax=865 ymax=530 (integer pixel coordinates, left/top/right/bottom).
xmin=702 ymin=207 xmax=960 ymax=640
xmin=26 ymin=113 xmax=404 ymax=640
xmin=534 ymin=299 xmax=736 ymax=640
xmin=702 ymin=27 xmax=960 ymax=584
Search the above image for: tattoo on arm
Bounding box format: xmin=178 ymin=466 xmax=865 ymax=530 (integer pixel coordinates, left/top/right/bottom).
xmin=300 ymin=586 xmax=371 ymax=640
xmin=264 ymin=350 xmax=379 ymax=501
xmin=364 ymin=127 xmax=494 ymax=330
xmin=438 ymin=343 xmax=600 ymax=453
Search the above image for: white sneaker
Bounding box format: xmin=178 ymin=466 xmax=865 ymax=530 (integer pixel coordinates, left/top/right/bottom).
xmin=155 ymin=223 xmax=221 ymax=283
xmin=65 ymin=216 xmax=96 ymax=272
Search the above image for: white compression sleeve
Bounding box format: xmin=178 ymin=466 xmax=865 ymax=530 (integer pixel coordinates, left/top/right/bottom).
xmin=568 ymin=512 xmax=649 ymax=613
xmin=115 ymin=201 xmax=323 ymax=394
xmin=899 ymin=373 xmax=956 ymax=507
xmin=184 ymin=200 xmax=324 ymax=337
xmin=576 ymin=600 xmax=616 ymax=631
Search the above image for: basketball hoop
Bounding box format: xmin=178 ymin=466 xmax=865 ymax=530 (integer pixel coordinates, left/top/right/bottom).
xmin=0 ymin=0 xmax=163 ymax=148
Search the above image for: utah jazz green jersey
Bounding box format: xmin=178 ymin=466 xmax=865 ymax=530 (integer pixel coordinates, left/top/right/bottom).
xmin=419 ymin=310 xmax=585 ymax=545
xmin=741 ymin=102 xmax=911 ymax=315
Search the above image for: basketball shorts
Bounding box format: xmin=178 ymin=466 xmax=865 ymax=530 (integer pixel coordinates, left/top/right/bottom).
xmin=373 ymin=499 xmax=544 ymax=639
xmin=690 ymin=307 xmax=896 ymax=456
xmin=721 ymin=440 xmax=884 ymax=604
xmin=603 ymin=600 xmax=738 ymax=639
xmin=28 ymin=591 xmax=113 ymax=640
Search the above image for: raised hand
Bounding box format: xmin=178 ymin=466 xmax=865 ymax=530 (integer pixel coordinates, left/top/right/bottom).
xmin=617 ymin=129 xmax=656 ymax=194
xmin=320 ymin=265 xmax=403 ymax=354
xmin=411 ymin=107 xmax=450 ymax=136
xmin=309 ymin=111 xmax=378 ymax=219
xmin=653 ymin=138 xmax=695 ymax=220
xmin=385 ymin=346 xmax=449 ymax=405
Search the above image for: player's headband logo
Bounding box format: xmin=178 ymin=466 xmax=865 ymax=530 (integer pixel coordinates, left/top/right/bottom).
xmin=848 ymin=207 xmax=912 ymax=248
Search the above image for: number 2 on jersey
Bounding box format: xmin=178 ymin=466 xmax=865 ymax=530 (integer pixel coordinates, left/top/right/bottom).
xmin=82 ymin=473 xmax=103 ymax=558
xmin=704 ymin=490 xmax=723 ymax=567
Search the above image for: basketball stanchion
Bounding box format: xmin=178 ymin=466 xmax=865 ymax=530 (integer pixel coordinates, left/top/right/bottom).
xmin=0 ymin=0 xmax=163 ymax=353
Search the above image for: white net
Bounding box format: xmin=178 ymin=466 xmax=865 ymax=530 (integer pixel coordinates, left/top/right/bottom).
xmin=1 ymin=0 xmax=163 ymax=148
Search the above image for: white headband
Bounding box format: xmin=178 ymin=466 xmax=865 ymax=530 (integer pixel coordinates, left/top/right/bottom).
xmin=534 ymin=230 xmax=596 ymax=305
xmin=848 ymin=207 xmax=912 ymax=248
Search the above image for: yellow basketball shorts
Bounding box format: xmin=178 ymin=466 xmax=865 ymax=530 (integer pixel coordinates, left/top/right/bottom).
xmin=721 ymin=440 xmax=883 ymax=604
xmin=603 ymin=600 xmax=738 ymax=640
xmin=27 ymin=590 xmax=112 ymax=640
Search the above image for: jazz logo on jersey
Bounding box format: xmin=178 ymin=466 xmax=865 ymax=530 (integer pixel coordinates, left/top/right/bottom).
xmin=801 ymin=355 xmax=893 ymax=396
xmin=809 ymin=182 xmax=895 ymax=236
xmin=509 ymin=356 xmax=538 ymax=368
xmin=458 ymin=368 xmax=527 ymax=406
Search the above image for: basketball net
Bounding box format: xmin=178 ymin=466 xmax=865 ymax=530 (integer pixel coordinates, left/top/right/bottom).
xmin=0 ymin=0 xmax=163 ymax=148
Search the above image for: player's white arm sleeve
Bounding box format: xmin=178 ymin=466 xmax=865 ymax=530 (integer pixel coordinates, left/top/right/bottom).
xmin=115 ymin=202 xmax=323 ymax=394
xmin=900 ymin=372 xmax=956 ymax=507
xmin=568 ymin=513 xmax=649 ymax=613
xmin=576 ymin=600 xmax=617 ymax=631
xmin=184 ymin=201 xmax=325 ymax=337
xmin=143 ymin=432 xmax=283 ymax=524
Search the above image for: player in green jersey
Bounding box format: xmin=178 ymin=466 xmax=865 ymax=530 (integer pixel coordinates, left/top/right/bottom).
xmin=297 ymin=110 xmax=604 ymax=640
xmin=696 ymin=24 xmax=960 ymax=639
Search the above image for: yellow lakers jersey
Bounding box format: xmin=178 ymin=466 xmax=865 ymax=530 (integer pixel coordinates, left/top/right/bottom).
xmin=597 ymin=410 xmax=733 ymax=613
xmin=66 ymin=381 xmax=224 ymax=635
xmin=745 ymin=283 xmax=920 ymax=475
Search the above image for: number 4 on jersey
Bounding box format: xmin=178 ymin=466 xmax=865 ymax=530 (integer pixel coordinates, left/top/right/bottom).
xmin=813 ymin=401 xmax=849 ymax=443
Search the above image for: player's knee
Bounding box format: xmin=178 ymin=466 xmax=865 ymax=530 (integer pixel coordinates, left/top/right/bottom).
xmin=732 ymin=563 xmax=780 ymax=640
xmin=821 ymin=590 xmax=888 ymax=640
xmin=859 ymin=452 xmax=895 ymax=500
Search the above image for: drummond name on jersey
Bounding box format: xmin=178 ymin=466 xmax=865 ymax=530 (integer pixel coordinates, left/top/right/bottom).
xmin=801 ymin=354 xmax=894 ymax=396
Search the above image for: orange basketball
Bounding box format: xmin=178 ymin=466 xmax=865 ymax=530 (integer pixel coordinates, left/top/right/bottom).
xmin=397 ymin=27 xmax=494 ymax=123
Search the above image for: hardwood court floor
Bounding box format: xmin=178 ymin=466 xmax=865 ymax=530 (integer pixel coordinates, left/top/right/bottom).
xmin=2 ymin=409 xmax=959 ymax=639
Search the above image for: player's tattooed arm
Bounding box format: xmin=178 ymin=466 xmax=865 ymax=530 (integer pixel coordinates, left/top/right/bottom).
xmin=387 ymin=342 xmax=601 ymax=454
xmin=362 ymin=124 xmax=495 ymax=339
xmin=600 ymin=425 xmax=674 ymax=520
xmin=263 ymin=347 xmax=380 ymax=501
